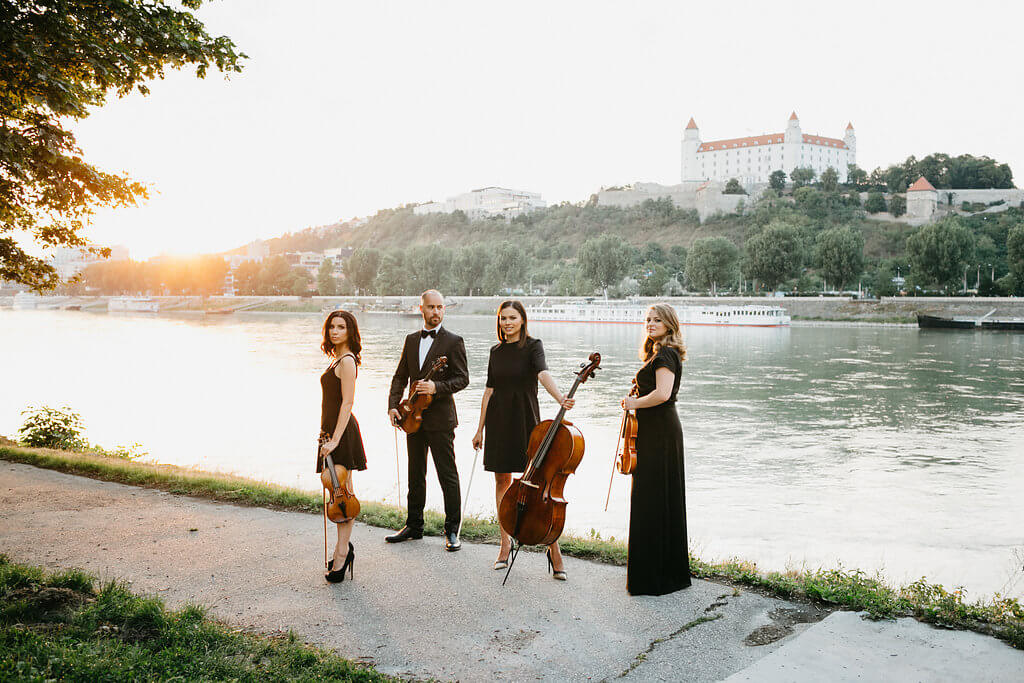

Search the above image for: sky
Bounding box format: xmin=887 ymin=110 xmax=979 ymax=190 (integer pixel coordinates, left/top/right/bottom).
xmin=69 ymin=0 xmax=1024 ymax=259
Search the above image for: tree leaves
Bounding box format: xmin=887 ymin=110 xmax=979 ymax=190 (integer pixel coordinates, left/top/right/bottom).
xmin=1 ymin=0 xmax=246 ymax=290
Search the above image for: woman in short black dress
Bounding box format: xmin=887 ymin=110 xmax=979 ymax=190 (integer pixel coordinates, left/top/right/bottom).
xmin=318 ymin=309 xmax=367 ymax=583
xmin=472 ymin=300 xmax=575 ymax=577
xmin=620 ymin=303 xmax=691 ymax=596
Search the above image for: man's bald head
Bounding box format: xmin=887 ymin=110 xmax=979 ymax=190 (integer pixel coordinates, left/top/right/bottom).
xmin=420 ymin=290 xmax=445 ymax=328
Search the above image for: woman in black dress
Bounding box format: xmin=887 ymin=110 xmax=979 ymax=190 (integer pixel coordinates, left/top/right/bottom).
xmin=620 ymin=303 xmax=691 ymax=596
xmin=318 ymin=309 xmax=368 ymax=583
xmin=472 ymin=300 xmax=575 ymax=578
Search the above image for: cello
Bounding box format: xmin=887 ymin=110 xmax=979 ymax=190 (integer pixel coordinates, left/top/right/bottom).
xmin=395 ymin=356 xmax=448 ymax=434
xmin=603 ymin=381 xmax=638 ymax=511
xmin=497 ymin=352 xmax=600 ymax=580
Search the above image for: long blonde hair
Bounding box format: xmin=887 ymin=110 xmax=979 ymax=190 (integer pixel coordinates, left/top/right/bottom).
xmin=640 ymin=303 xmax=687 ymax=363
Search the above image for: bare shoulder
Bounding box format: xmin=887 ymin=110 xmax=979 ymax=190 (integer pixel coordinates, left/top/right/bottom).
xmin=336 ymin=354 xmax=358 ymax=377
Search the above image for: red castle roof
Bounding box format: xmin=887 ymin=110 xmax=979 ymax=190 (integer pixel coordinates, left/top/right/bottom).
xmin=789 ymin=111 xmax=799 ymax=121
xmin=907 ymin=176 xmax=936 ymax=192
xmin=698 ymin=132 xmax=847 ymax=152
xmin=686 ymin=117 xmax=698 ymax=129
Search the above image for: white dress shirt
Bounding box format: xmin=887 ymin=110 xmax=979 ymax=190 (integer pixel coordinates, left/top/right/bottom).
xmin=419 ymin=326 xmax=439 ymax=369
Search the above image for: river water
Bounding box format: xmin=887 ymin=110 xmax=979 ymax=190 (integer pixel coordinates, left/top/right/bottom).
xmin=2 ymin=309 xmax=1022 ymax=599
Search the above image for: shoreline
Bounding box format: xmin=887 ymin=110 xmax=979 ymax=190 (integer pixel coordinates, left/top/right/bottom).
xmin=5 ymin=294 xmax=1024 ymax=325
xmin=1 ymin=442 xmax=1021 ymax=650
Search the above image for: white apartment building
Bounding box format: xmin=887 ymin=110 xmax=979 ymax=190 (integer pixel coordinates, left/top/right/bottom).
xmin=681 ymin=113 xmax=856 ymax=186
xmin=414 ymin=186 xmax=546 ymax=220
xmin=49 ymin=244 xmax=129 ymax=279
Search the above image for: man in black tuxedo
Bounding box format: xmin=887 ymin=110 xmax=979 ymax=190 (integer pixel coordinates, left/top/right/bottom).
xmin=387 ymin=289 xmax=469 ymax=551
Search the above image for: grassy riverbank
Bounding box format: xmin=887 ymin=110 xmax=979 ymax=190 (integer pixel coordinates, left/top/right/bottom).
xmin=2 ymin=443 xmax=1021 ymax=649
xmin=0 ymin=555 xmax=392 ymax=681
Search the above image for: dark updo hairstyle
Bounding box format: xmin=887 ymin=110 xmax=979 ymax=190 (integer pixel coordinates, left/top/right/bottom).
xmin=496 ymin=299 xmax=529 ymax=348
xmin=321 ymin=309 xmax=362 ymax=364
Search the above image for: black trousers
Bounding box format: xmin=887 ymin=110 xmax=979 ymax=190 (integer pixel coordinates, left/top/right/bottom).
xmin=405 ymin=429 xmax=461 ymax=534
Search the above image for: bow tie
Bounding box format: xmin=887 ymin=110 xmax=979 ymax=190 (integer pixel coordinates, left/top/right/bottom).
xmin=420 ymin=329 xmax=437 ymax=339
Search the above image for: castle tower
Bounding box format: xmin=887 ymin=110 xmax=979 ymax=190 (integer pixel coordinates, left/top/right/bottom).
xmin=842 ymin=122 xmax=857 ymax=181
xmin=681 ymin=117 xmax=701 ymax=182
xmin=783 ymin=111 xmax=801 ymax=174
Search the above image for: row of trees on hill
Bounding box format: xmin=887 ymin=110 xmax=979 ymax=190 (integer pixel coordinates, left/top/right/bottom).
xmin=64 ymin=193 xmax=1024 ymax=298
xmin=753 ymin=153 xmax=1014 ymax=197
xmin=67 ymin=255 xmax=318 ymax=297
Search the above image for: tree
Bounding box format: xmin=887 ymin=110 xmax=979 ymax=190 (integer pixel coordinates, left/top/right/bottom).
xmin=373 ymin=251 xmax=406 ymax=295
xmin=845 ymin=190 xmax=862 ymax=207
xmin=452 ymin=245 xmax=490 ymax=295
xmin=346 ymin=248 xmax=382 ymax=294
xmin=743 ymin=222 xmax=805 ymax=291
xmin=639 ymin=242 xmax=667 ymax=265
xmin=233 ymin=261 xmax=261 ymax=295
xmin=769 ymin=170 xmax=787 ymax=193
xmin=578 ymin=233 xmax=633 ymax=296
xmin=638 ymin=262 xmax=670 ymax=296
xmin=820 ymin=167 xmax=839 ymax=193
xmin=815 ymin=227 xmax=864 ymax=290
xmin=864 ymin=192 xmax=887 ymax=214
xmin=487 ymin=241 xmax=526 ymax=292
xmin=790 ymin=167 xmax=816 ymax=189
xmin=1 ymin=1 xmax=245 ymax=290
xmin=194 ymin=255 xmax=228 ymax=296
xmin=889 ymin=194 xmax=907 ymax=218
xmin=685 ymin=237 xmax=739 ymax=296
xmin=256 ymin=256 xmax=291 ymax=295
xmin=288 ymin=268 xmax=313 ymax=296
xmin=1007 ymin=223 xmax=1024 ymax=283
xmin=906 ymin=218 xmax=976 ymax=290
xmin=667 ymin=245 xmax=688 ymax=274
xmin=724 ymin=178 xmax=746 ymax=195
xmin=846 ymin=164 xmax=869 ymax=190
xmin=317 ymin=259 xmax=337 ymax=296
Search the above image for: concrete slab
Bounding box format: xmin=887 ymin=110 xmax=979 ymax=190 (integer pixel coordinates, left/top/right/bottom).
xmin=725 ymin=610 xmax=1023 ymax=683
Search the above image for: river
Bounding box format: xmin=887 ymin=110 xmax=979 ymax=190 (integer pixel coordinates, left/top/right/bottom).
xmin=2 ymin=309 xmax=1022 ymax=599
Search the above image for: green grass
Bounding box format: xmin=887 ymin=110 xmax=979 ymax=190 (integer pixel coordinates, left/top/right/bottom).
xmin=0 ymin=555 xmax=393 ymax=681
xmin=2 ymin=443 xmax=1022 ymax=650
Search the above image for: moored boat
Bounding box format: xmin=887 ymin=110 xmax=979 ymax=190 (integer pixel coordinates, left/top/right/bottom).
xmin=108 ymin=296 xmax=159 ymax=313
xmin=916 ymin=313 xmax=977 ymax=329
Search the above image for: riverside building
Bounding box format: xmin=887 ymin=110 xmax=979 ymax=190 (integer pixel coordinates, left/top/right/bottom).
xmin=681 ymin=112 xmax=856 ymax=185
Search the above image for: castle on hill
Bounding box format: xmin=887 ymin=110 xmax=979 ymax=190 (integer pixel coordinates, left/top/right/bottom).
xmin=681 ymin=112 xmax=856 ymax=185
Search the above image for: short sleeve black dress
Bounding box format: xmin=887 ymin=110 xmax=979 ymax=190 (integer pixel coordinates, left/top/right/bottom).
xmin=627 ymin=345 xmax=691 ymax=596
xmin=483 ymin=337 xmax=548 ymax=473
xmin=317 ymin=355 xmax=368 ymax=473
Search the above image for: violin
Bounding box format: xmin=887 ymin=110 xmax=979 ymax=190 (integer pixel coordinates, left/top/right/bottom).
xmin=395 ymin=356 xmax=448 ymax=434
xmin=604 ymin=382 xmax=638 ymax=511
xmin=498 ymin=352 xmax=601 ymax=552
xmin=320 ymin=439 xmax=360 ymax=522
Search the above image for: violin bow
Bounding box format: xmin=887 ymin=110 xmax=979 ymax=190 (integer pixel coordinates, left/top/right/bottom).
xmin=457 ymin=446 xmax=480 ymax=539
xmin=393 ymin=425 xmax=403 ymax=511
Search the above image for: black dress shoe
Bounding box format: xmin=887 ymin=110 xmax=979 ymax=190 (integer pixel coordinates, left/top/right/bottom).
xmin=385 ymin=526 xmax=423 ymax=543
xmin=445 ymin=531 xmax=461 ymax=552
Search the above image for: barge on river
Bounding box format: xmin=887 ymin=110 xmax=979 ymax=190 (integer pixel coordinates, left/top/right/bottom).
xmin=526 ymin=301 xmax=790 ymax=327
xmin=917 ymin=310 xmax=1024 ymax=331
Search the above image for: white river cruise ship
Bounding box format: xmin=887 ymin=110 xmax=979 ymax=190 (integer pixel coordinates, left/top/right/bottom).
xmin=526 ymin=301 xmax=790 ymax=327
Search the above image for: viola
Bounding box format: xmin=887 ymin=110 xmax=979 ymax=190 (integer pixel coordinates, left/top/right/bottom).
xmin=617 ymin=383 xmax=639 ymax=475
xmin=498 ymin=352 xmax=601 ymax=551
xmin=321 ymin=449 xmax=360 ymax=522
xmin=604 ymin=382 xmax=638 ymax=511
xmin=396 ymin=356 xmax=448 ymax=434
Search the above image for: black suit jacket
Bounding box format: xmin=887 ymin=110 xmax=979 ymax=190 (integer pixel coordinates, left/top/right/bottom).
xmin=388 ymin=326 xmax=469 ymax=431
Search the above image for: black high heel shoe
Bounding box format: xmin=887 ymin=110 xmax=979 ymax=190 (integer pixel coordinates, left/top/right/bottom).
xmin=546 ymin=548 xmax=567 ymax=581
xmin=326 ymin=542 xmax=355 ymax=583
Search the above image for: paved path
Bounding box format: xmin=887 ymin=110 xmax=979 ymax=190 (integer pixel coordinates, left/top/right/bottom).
xmin=1 ymin=462 xmax=1021 ymax=681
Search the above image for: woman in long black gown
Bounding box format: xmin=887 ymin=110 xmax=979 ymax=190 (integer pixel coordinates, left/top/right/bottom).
xmin=620 ymin=303 xmax=691 ymax=596
xmin=318 ymin=309 xmax=367 ymax=583
xmin=472 ymin=300 xmax=575 ymax=578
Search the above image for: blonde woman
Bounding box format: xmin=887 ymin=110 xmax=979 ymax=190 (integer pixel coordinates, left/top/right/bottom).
xmin=620 ymin=303 xmax=691 ymax=596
